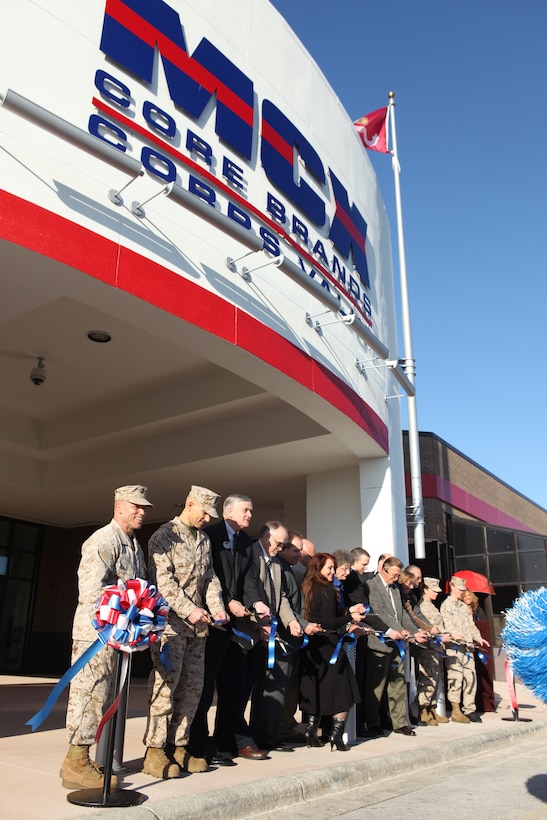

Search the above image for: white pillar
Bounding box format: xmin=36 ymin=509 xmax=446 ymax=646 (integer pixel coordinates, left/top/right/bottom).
xmin=306 ymin=465 xmax=361 ymax=551
xmin=304 ymin=449 xmax=407 ymax=565
xmin=359 ymin=452 xmax=408 ymax=567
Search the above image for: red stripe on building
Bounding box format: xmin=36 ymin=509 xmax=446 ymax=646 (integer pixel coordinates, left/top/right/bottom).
xmin=0 ymin=189 xmax=388 ymax=450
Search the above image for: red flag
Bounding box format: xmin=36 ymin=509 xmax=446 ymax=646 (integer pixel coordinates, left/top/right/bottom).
xmin=354 ymin=107 xmax=390 ymax=154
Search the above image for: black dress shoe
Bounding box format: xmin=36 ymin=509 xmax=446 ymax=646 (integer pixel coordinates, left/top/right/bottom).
xmin=363 ymin=725 xmax=384 ymax=738
xmin=209 ymin=753 xmax=237 ymax=766
xmin=393 ymin=726 xmax=416 ymax=736
xmin=278 ymin=732 xmax=306 ymax=745
xmin=466 ymin=712 xmax=483 ymax=723
xmin=237 ymin=744 xmax=270 ymax=760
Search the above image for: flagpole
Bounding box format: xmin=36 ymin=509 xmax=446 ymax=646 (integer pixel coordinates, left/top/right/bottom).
xmin=387 ymin=90 xmax=425 ymax=561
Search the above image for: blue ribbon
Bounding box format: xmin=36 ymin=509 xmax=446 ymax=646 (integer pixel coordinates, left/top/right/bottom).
xmin=231 ymin=626 xmax=254 ymax=648
xmin=267 ymin=616 xmax=278 ymax=669
xmin=26 ymin=638 xmax=105 ymax=731
xmin=379 ymin=633 xmax=406 ymax=667
xmin=279 ymin=634 xmax=309 ymax=656
xmin=395 ymin=638 xmax=406 ymax=662
xmin=329 ymin=631 xmax=357 ymax=665
xmin=159 ymin=642 xmax=173 ymax=672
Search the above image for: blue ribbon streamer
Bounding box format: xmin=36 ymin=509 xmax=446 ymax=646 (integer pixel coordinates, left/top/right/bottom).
xmin=267 ymin=616 xmax=279 ymax=669
xmin=279 ymin=634 xmax=309 ymax=656
xmin=26 ymin=638 xmax=105 ymax=731
xmin=329 ymin=631 xmax=357 ymax=665
xmin=159 ymin=642 xmax=173 ymax=672
xmin=231 ymin=626 xmax=254 ymax=648
xmin=394 ymin=638 xmax=406 ymax=662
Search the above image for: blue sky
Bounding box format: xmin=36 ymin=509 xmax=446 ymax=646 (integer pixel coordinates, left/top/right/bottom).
xmin=270 ymin=0 xmax=547 ymax=510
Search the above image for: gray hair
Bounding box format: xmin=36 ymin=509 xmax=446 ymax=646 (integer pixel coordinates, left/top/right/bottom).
xmin=222 ymin=493 xmax=252 ymax=513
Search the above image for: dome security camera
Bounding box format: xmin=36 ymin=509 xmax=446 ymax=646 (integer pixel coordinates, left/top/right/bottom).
xmin=30 ymin=356 xmax=46 ymax=386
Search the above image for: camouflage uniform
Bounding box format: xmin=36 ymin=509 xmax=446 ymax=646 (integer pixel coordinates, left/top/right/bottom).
xmin=414 ymin=597 xmax=444 ymax=709
xmin=66 ymin=519 xmax=146 ymax=745
xmin=440 ymin=595 xmax=482 ymax=713
xmin=144 ymin=517 xmax=224 ymax=749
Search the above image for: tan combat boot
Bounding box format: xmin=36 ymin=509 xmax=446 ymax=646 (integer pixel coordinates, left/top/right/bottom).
xmin=431 ymin=707 xmax=449 ymax=724
xmin=142 ymin=747 xmax=180 ymax=779
xmin=450 ymin=702 xmax=471 ymax=723
xmin=60 ymin=744 xmax=119 ymax=790
xmin=166 ymin=744 xmax=208 ymax=773
xmin=420 ymin=707 xmax=437 ymax=725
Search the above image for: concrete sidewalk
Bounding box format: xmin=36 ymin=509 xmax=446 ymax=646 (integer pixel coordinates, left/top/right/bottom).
xmin=2 ymin=675 xmax=546 ymax=820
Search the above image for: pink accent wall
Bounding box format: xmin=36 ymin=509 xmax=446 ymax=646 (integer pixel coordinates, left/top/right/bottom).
xmin=407 ymin=473 xmax=538 ymax=533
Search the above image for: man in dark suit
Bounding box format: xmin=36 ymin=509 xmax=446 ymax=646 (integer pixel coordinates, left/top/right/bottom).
xmin=365 ymin=556 xmax=427 ymax=736
xmin=245 ymin=522 xmax=304 ymax=750
xmin=276 ymin=538 xmax=322 ymax=742
xmin=188 ymin=494 xmax=270 ymax=763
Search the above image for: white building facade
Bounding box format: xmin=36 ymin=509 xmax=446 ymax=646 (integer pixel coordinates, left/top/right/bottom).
xmin=0 ymin=0 xmax=407 ymax=561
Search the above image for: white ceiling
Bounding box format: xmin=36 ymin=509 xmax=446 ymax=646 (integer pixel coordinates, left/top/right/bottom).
xmin=0 ymin=238 xmax=382 ymax=529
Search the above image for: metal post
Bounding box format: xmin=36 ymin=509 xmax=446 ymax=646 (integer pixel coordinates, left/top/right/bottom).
xmin=388 ymin=91 xmax=426 ymax=559
xmin=95 ymin=654 xmax=132 ymax=773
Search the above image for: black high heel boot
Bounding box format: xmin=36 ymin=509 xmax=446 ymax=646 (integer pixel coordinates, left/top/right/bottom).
xmin=329 ymin=718 xmax=349 ymax=751
xmin=305 ymin=715 xmax=324 ymax=747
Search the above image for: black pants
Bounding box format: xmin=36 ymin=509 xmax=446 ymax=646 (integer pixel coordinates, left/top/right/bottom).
xmin=188 ymin=628 xmax=258 ymax=757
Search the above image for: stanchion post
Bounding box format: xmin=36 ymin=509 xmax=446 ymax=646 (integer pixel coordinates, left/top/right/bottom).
xmin=66 ymin=651 xmax=145 ymax=808
xmin=95 ymin=654 xmax=132 ymax=772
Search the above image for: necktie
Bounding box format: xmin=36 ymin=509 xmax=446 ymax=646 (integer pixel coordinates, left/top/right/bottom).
xmin=388 ymin=584 xmax=397 ymax=616
xmin=266 ymin=558 xmax=277 ymax=612
xmin=231 ymin=531 xmax=239 ymax=552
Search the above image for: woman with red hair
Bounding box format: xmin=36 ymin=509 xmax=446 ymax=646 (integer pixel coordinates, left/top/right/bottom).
xmin=299 ymin=552 xmax=369 ymax=750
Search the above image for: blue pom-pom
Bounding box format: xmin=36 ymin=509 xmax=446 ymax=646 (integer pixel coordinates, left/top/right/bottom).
xmin=502 ymin=587 xmax=547 ymax=704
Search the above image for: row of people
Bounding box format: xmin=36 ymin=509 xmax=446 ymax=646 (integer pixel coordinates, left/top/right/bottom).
xmin=332 ymin=548 xmax=490 ymax=735
xmin=59 ymin=483 xmax=488 ymax=792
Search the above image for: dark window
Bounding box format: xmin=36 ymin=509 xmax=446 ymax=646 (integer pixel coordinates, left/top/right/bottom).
xmin=491 ymin=585 xmax=520 ymax=615
xmin=517 ymin=533 xmax=547 ymax=553
xmin=487 ymin=529 xmax=516 ymax=554
xmin=451 ymin=520 xmax=485 ymax=557
xmin=519 ymin=551 xmax=547 ymax=584
xmin=454 ymin=554 xmax=487 ymax=574
xmin=488 ymin=552 xmax=518 ymax=584
xmin=0 ymin=517 xmax=42 ymax=672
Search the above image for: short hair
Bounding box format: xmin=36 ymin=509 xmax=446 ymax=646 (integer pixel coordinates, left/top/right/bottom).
xmin=223 ymin=494 xmax=252 ymax=513
xmin=382 ymin=556 xmax=403 ymax=571
xmin=332 ymin=549 xmax=352 ymax=568
xmin=351 ymin=547 xmax=370 ymax=560
xmin=287 ymin=529 xmax=303 ymax=540
xmin=258 ymin=520 xmax=285 ymax=538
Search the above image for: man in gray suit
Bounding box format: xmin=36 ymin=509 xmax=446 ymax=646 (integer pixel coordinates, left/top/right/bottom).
xmin=365 ymin=556 xmax=427 ymax=736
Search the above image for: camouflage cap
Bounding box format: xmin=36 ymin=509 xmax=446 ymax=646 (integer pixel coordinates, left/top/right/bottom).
xmin=114 ymin=485 xmax=153 ymax=507
xmin=450 ymin=575 xmax=467 ymax=591
xmin=424 ymin=577 xmax=442 ymax=592
xmin=189 ymin=485 xmax=220 ymax=518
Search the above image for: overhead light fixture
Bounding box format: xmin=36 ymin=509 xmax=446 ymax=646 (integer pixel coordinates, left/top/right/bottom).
xmin=30 ymin=356 xmax=46 ymax=386
xmin=87 ymin=330 xmax=112 ymax=343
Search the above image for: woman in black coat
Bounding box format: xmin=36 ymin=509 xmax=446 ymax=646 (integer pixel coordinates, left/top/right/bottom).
xmin=299 ymin=552 xmax=368 ymax=750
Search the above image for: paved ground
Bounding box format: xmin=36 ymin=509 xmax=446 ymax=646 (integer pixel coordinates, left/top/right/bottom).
xmin=1 ymin=674 xmax=546 ymax=820
xmin=257 ymin=732 xmax=547 ymax=819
